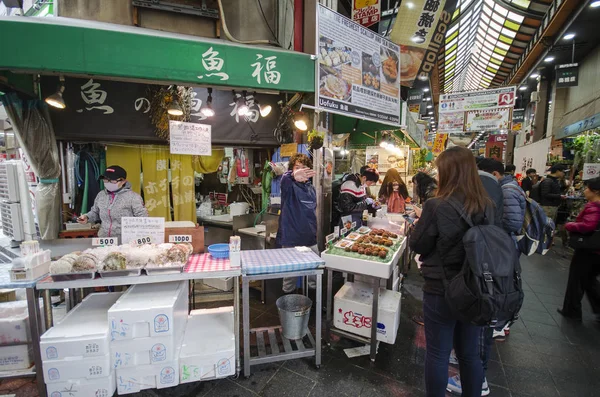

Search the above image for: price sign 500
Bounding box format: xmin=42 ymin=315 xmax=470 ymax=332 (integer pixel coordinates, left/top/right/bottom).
xmin=169 ymin=235 xmax=192 ymax=243
xmin=92 ymin=237 xmax=118 ymax=247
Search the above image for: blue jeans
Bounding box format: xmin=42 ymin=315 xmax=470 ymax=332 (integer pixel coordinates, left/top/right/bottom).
xmin=423 ymin=293 xmax=483 ymax=397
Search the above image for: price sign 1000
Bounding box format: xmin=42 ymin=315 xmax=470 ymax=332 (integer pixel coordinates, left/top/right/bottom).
xmin=169 ymin=235 xmax=192 ymax=243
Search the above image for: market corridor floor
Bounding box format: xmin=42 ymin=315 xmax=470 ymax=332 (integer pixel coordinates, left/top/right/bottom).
xmin=1 ymin=244 xmax=599 ymax=397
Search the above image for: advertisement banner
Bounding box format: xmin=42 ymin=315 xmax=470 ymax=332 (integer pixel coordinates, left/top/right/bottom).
xmin=514 ymin=137 xmax=551 ymax=176
xmin=352 ymin=0 xmax=381 ymax=28
xmin=512 ymin=108 xmax=524 ymax=132
xmin=317 ymin=5 xmax=401 ymax=126
xmin=485 ymin=141 xmax=504 ymax=161
xmin=432 ymin=133 xmax=448 ymax=155
xmin=440 ymin=87 xmax=517 ymax=114
xmin=389 ymin=0 xmax=447 ymax=88
xmin=465 ymin=108 xmax=511 ymax=132
xmin=439 ymin=111 xmax=464 ymax=133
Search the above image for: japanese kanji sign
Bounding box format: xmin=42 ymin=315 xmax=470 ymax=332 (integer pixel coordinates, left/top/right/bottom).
xmin=317 ymin=5 xmax=401 ymax=126
xmin=169 ymin=121 xmax=212 ymax=156
xmin=121 ymin=217 xmax=165 ymax=246
xmin=431 ymin=133 xmax=448 ymax=156
xmin=556 ymin=63 xmax=579 ymax=88
xmin=352 ymin=0 xmax=381 ymax=28
xmin=440 ymin=87 xmax=517 ymax=114
xmin=389 ymin=0 xmax=447 ymax=87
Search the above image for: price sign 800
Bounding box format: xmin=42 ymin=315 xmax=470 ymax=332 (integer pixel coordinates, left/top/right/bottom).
xmin=135 ymin=236 xmax=152 ymax=245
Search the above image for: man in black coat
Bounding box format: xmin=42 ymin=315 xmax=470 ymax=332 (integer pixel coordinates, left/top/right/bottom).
xmin=540 ymin=164 xmax=568 ymax=221
xmin=475 ymin=157 xmax=504 ymax=227
xmin=521 ymin=168 xmax=537 ymax=196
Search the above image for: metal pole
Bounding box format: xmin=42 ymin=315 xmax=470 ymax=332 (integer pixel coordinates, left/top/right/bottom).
xmin=370 ymin=276 xmax=379 ymax=362
xmin=43 ymin=289 xmax=53 ymax=329
xmin=26 ymin=288 xmax=46 ymax=397
xmin=235 ymin=276 xmax=241 ymax=377
xmin=571 ymin=39 xmax=575 ymax=64
xmin=242 ymin=277 xmax=250 ymax=377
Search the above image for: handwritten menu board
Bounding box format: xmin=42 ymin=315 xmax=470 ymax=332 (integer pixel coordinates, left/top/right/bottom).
xmin=121 ymin=217 xmax=165 ymax=245
xmin=169 ymin=121 xmax=212 ymax=156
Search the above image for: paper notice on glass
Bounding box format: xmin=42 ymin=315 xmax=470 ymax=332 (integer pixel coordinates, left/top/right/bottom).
xmin=121 ymin=217 xmax=165 ymax=245
xmin=169 ymin=121 xmax=212 ymax=156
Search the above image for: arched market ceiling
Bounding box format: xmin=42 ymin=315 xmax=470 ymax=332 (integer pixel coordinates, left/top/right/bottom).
xmin=438 ymin=0 xmax=552 ymax=93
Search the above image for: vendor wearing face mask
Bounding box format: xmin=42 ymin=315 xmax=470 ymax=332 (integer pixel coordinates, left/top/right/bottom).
xmin=77 ymin=165 xmax=148 ymax=240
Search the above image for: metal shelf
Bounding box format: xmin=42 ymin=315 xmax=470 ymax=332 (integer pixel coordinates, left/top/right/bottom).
xmin=248 ymin=326 xmax=318 ymax=367
xmin=0 ymin=365 xmax=36 ymax=380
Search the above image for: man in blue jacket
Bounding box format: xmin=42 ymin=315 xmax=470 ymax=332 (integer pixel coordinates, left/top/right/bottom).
xmin=276 ymin=153 xmax=318 ymax=294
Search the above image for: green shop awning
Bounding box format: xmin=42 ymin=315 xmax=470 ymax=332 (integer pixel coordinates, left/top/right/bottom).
xmin=333 ymin=115 xmax=418 ymax=148
xmin=0 ymin=16 xmax=315 ymax=93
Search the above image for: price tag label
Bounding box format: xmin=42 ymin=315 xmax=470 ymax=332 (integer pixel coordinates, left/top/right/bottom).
xmin=134 ymin=236 xmax=153 ymax=246
xmin=326 ymin=233 xmax=335 ymax=244
xmin=92 ymin=237 xmax=118 ymax=246
xmin=169 ymin=235 xmax=192 ymax=243
xmin=334 ymin=226 xmax=340 ymax=238
xmin=340 ymin=227 xmax=348 ymax=236
xmin=351 ymin=222 xmax=357 ymax=230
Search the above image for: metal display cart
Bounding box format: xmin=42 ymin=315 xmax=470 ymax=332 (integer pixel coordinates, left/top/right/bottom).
xmin=240 ymin=249 xmax=324 ymax=377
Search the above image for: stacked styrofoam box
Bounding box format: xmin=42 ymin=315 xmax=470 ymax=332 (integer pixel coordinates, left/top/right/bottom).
xmin=0 ymin=300 xmax=46 ymax=371
xmin=41 ymin=292 xmax=122 ymax=397
xmin=108 ymin=281 xmax=188 ymax=395
xmin=179 ymin=307 xmax=235 ymax=384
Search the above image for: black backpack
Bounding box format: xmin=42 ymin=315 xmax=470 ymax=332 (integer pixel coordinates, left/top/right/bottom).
xmin=529 ymin=182 xmax=542 ymax=202
xmin=445 ymin=201 xmax=525 ymax=327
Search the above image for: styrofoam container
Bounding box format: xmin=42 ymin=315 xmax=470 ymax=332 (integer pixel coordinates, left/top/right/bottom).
xmin=115 ymin=343 xmax=180 ymax=394
xmin=40 ymin=293 xmax=122 ymax=362
xmin=110 ymin=323 xmax=186 ymax=369
xmin=10 ymin=260 xmax=50 ymax=282
xmin=179 ymin=307 xmax=235 ymax=384
xmin=0 ymin=300 xmax=33 ymax=345
xmin=42 ymin=354 xmax=110 ymax=384
xmin=108 ymin=281 xmax=188 ymax=341
xmin=46 ymin=369 xmax=115 ymax=397
xmin=333 ymin=281 xmax=401 ymax=344
xmin=202 ymin=277 xmax=234 ymax=292
xmin=0 ymin=344 xmax=32 ymax=370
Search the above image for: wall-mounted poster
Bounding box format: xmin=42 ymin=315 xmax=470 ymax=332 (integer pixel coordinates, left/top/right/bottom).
xmin=317 ymin=5 xmax=401 ymax=126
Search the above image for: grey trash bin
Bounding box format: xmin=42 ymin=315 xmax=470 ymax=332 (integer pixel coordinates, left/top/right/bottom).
xmin=276 ymin=294 xmax=312 ymax=340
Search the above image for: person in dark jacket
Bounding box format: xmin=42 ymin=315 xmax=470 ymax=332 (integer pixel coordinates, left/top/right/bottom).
xmin=334 ymin=166 xmax=380 ymax=227
xmin=557 ymin=177 xmax=600 ymax=321
xmin=476 ymin=158 xmax=504 ymax=228
xmin=504 ymin=164 xmax=516 ymax=179
xmin=410 ymin=147 xmax=491 ymax=397
xmin=540 ymin=164 xmax=568 ymax=220
xmin=276 ymin=154 xmax=318 ymax=293
xmin=412 ymin=172 xmax=437 ymax=206
xmin=521 ymin=168 xmax=537 ymax=196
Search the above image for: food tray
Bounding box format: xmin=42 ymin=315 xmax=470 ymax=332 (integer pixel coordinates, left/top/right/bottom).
xmin=50 ymin=271 xmax=96 ymax=281
xmin=144 ymin=264 xmax=184 ymax=275
xmin=98 ymin=268 xmax=143 ymax=278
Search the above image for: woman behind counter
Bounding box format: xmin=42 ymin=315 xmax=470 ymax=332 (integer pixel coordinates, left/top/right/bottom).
xmin=77 ymin=165 xmax=148 ymax=241
xmin=378 ymin=168 xmax=410 ymax=213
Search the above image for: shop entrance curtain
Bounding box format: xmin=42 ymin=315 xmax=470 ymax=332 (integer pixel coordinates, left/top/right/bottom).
xmin=141 ymin=147 xmax=171 ymax=219
xmin=0 ymin=93 xmax=61 ymax=240
xmin=170 ymin=154 xmax=196 ymax=222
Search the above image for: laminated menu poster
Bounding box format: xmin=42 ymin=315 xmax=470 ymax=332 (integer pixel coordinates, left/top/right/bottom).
xmin=169 ymin=121 xmax=212 ymax=156
xmin=317 ymin=4 xmax=400 ymax=126
xmin=121 ymin=217 xmax=165 ymax=246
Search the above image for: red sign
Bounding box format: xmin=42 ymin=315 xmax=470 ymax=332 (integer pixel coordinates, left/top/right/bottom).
xmin=352 ymin=0 xmax=381 ymax=27
xmin=485 ymin=141 xmax=504 ymax=161
xmin=487 ymin=134 xmax=508 ymax=143
xmin=498 ymin=92 xmax=516 ymax=107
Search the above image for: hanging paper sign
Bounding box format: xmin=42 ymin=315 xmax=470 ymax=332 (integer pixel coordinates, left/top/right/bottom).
xmin=512 ymin=109 xmax=524 ymax=132
xmin=280 ymin=143 xmax=298 ymax=158
xmin=465 ymin=108 xmax=511 ymax=132
xmin=122 ymin=217 xmax=165 ymax=246
xmin=583 ymin=163 xmax=600 ymax=180
xmin=439 ymin=112 xmax=464 ymax=133
xmin=431 ymin=133 xmax=448 ymax=155
xmin=169 ymin=121 xmax=212 ymax=156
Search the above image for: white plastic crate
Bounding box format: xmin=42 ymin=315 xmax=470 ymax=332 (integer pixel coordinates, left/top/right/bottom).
xmin=0 ymin=300 xmax=34 ymax=345
xmin=42 ymin=354 xmax=111 ymax=384
xmin=115 ymin=344 xmax=181 ymax=394
xmin=46 ymin=370 xmax=116 ymax=397
xmin=179 ymin=307 xmax=235 ymax=384
xmin=108 ymin=281 xmax=188 ymax=341
xmin=0 ymin=344 xmax=32 ymax=370
xmin=40 ymin=293 xmax=122 ymax=361
xmin=333 ymin=281 xmax=401 ymax=344
xmin=110 ymin=326 xmax=185 ymax=369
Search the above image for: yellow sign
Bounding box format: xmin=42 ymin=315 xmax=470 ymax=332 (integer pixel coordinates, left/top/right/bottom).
xmin=280 ymin=143 xmax=298 ymax=158
xmin=432 ymin=133 xmax=448 ymax=155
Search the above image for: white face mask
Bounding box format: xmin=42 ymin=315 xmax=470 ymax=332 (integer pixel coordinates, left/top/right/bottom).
xmin=105 ymin=182 xmax=120 ymax=192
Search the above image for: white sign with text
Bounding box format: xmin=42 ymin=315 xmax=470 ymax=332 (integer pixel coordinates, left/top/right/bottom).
xmin=583 ymin=163 xmax=600 ymax=180
xmin=121 ymin=217 xmax=165 ymax=246
xmin=169 ymin=121 xmax=212 ymax=156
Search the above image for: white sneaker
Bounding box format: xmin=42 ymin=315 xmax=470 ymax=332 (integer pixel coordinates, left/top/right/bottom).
xmin=481 ymin=378 xmax=490 ymax=396
xmin=446 ymin=375 xmax=491 ymax=396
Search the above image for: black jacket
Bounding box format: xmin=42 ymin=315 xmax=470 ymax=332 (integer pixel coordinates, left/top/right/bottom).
xmin=540 ymin=176 xmax=562 ymax=206
xmin=409 ymin=196 xmax=489 ymax=295
xmin=478 ymin=171 xmax=504 ymax=228
xmin=521 ymin=176 xmax=533 ymax=194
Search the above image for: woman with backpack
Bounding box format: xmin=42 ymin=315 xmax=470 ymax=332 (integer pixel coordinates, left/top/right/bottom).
xmin=409 ymin=147 xmax=492 ymax=397
xmin=557 ymin=176 xmax=600 ymax=321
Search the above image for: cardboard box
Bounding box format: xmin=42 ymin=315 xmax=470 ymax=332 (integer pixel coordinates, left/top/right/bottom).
xmin=108 ymin=281 xmax=188 ymax=341
xmin=41 ymin=293 xmax=122 ymax=361
xmin=42 ymin=354 xmax=110 ymax=384
xmin=110 ymin=326 xmax=185 ymax=369
xmin=179 ymin=307 xmax=235 ymax=384
xmin=0 ymin=344 xmax=32 ymax=370
xmin=0 ymin=289 xmax=16 ymax=303
xmin=333 ymin=281 xmax=401 ymax=344
xmin=115 ymin=344 xmax=181 ymax=394
xmin=46 ymin=370 xmax=116 ymax=397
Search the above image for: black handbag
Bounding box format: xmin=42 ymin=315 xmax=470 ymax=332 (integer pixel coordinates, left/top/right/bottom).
xmin=569 ymin=230 xmax=600 ymax=250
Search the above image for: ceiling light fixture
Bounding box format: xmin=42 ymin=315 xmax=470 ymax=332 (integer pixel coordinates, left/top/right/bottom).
xmin=428 ymin=111 xmax=433 ymax=115
xmin=544 ymin=56 xmax=555 ymax=63
xmin=563 ymin=33 xmax=576 ymax=40
xmin=294 ymin=112 xmax=308 ymax=131
xmin=519 ymin=86 xmax=528 ymax=91
xmin=423 ymin=88 xmax=430 ymax=92
xmin=406 ymin=2 xmax=415 ymax=9
xmin=45 ymin=76 xmax=66 ymax=109
xmin=236 ymin=90 xmax=249 ymax=117
xmin=427 ymin=105 xmax=433 ymax=109
xmin=592 ymin=0 xmax=600 ymax=7
xmin=252 ymin=92 xmax=272 ymax=117
xmin=530 ymin=73 xmax=539 ymax=79
xmin=200 ymin=88 xmax=215 ymax=118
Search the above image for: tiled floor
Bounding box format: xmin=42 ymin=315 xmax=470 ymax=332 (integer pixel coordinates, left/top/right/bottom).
xmin=2 ymin=244 xmax=599 ymax=396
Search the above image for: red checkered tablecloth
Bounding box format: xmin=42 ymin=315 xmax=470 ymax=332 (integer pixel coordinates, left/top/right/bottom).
xmin=185 ymin=254 xmax=235 ymax=274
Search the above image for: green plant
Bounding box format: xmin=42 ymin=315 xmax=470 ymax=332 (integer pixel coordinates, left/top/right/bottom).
xmin=307 ymin=129 xmax=325 ymax=150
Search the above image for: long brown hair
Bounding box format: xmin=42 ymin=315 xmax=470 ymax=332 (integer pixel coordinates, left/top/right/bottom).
xmin=379 ymin=168 xmax=409 ymax=200
xmin=436 ymin=146 xmax=489 ymax=215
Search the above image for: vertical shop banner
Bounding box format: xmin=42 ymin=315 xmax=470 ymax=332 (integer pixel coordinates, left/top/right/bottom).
xmin=317 ymin=5 xmax=401 ymax=126
xmin=465 ymin=108 xmax=511 ymax=132
xmin=439 ymin=111 xmax=464 ymax=133
xmin=431 ymin=133 xmax=448 ymax=155
xmin=169 ymin=121 xmax=212 ymax=156
xmin=170 ymin=154 xmax=196 ymax=222
xmin=512 ymin=109 xmax=524 ymax=133
xmin=389 ymin=0 xmax=447 ymax=87
xmin=352 ymin=0 xmax=381 ymax=27
xmin=141 ymin=147 xmax=171 ymax=219
xmin=485 ymin=141 xmax=504 ymax=161
xmin=407 ymin=89 xmax=423 ymax=121
xmin=440 ymin=87 xmax=516 ymax=113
